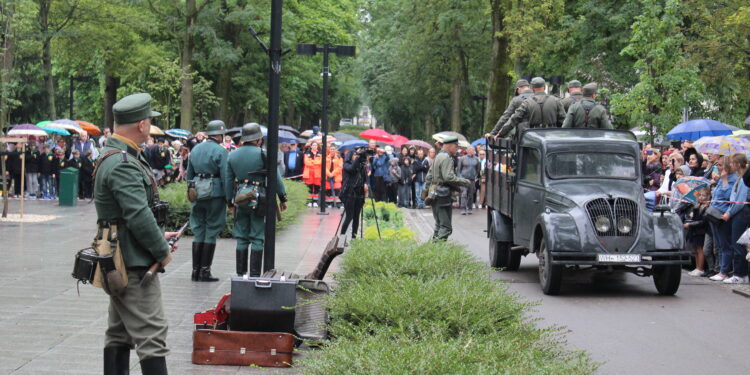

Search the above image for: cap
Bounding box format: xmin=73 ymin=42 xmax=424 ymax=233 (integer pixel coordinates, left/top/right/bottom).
xmin=516 ymin=79 xmax=530 ymax=88
xmin=567 ymin=80 xmax=582 ymax=88
xmin=582 ymin=82 xmax=598 ymax=96
xmin=205 ymin=120 xmax=226 ymax=136
xmin=442 ymin=136 xmax=459 ymax=144
xmin=240 ymin=123 xmax=264 ymax=143
xmin=113 ymin=93 xmax=161 ymax=124
xmin=530 ymin=77 xmax=546 ymax=88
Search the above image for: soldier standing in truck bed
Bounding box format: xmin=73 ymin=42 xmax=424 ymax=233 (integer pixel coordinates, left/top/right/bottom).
xmin=559 ymin=79 xmax=583 ymax=113
xmin=495 ymin=77 xmax=566 ymax=138
xmin=485 ymin=79 xmax=534 ymax=138
xmin=562 ymin=83 xmax=613 ymax=129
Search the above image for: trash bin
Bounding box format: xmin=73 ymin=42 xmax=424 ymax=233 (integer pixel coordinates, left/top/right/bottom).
xmin=59 ymin=167 xmax=79 ymax=206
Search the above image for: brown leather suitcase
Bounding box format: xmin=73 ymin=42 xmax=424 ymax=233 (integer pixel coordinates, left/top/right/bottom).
xmin=192 ymin=329 xmax=294 ymax=367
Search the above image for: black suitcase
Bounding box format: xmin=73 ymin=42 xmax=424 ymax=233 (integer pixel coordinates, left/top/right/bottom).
xmin=229 ymin=276 xmax=297 ymax=333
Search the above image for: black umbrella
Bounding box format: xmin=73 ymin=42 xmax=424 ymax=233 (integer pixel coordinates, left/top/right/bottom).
xmin=279 ymin=125 xmax=299 ymax=135
xmin=225 ymin=127 xmax=243 ymax=136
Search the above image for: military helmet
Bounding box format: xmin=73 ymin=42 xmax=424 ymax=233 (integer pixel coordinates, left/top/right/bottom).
xmin=515 ymin=79 xmax=530 ymax=88
xmin=205 ymin=120 xmax=226 ymax=136
xmin=240 ymin=123 xmax=264 ymax=143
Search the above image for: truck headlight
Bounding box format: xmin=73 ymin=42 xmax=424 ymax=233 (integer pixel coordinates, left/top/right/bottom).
xmin=595 ymin=216 xmax=611 ymax=233
xmin=617 ymin=218 xmax=633 ymax=234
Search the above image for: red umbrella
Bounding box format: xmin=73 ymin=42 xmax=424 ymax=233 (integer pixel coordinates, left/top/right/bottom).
xmin=359 ymin=128 xmax=394 ymax=143
xmin=76 ymin=120 xmax=102 ymax=136
xmin=389 ymin=135 xmax=409 ymax=148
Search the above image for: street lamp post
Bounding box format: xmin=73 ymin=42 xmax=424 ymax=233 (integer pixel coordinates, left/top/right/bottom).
xmin=297 ymin=43 xmax=355 ymax=214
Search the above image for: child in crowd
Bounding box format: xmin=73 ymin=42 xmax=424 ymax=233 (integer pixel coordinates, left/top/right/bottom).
xmin=684 ymin=188 xmax=710 ymax=277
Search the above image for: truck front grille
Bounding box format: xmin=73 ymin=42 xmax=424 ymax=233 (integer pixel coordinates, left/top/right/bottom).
xmin=586 ymin=198 xmax=638 ymax=237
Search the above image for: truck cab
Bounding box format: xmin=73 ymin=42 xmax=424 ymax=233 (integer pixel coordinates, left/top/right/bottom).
xmin=486 ymin=129 xmax=689 ymax=295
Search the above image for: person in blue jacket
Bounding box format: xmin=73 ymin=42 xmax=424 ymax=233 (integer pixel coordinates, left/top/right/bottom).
xmin=371 ymin=148 xmax=390 ymax=202
xmin=720 ymin=153 xmax=750 ymax=284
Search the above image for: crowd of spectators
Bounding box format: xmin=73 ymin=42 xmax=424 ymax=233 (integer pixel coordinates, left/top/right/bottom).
xmin=644 ymin=140 xmax=750 ymax=284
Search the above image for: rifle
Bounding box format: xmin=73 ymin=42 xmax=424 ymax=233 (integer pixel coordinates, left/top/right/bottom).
xmin=140 ymin=222 xmax=189 ymax=288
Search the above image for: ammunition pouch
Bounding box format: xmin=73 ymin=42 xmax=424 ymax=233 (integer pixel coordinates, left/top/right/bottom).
xmin=151 ymin=201 xmax=170 ymax=227
xmin=234 ymin=180 xmax=262 ymax=208
xmin=192 ymin=176 xmax=215 ymax=201
xmin=72 ymin=247 xmax=99 ymax=284
xmin=92 ymin=222 xmax=129 ymax=297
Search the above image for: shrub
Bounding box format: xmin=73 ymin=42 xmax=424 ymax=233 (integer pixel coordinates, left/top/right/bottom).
xmin=300 ymin=239 xmax=598 ymax=374
xmin=162 ymin=179 xmax=309 ymax=237
xmin=361 ymin=200 xmax=415 ymax=239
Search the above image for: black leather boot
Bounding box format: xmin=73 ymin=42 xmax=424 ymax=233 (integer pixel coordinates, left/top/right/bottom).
xmin=236 ymin=247 xmax=248 ymax=276
xmin=104 ymin=346 xmax=130 ymax=375
xmin=191 ymin=242 xmax=202 ymax=281
xmin=249 ymin=250 xmax=263 ymax=277
xmin=139 ymin=356 xmax=167 ymax=375
xmin=198 ymin=243 xmax=219 ymax=282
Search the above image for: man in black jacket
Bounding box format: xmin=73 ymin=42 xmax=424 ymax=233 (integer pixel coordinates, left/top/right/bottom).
xmin=412 ymin=149 xmax=429 ymax=208
xmin=79 ymin=149 xmax=95 ymax=199
xmin=6 ymin=143 xmax=22 ymax=198
xmin=339 ymin=148 xmax=369 ymax=239
xmin=283 ymin=143 xmax=304 ymax=177
xmin=39 ymin=144 xmax=56 ymax=199
xmin=25 ymin=143 xmax=41 ymax=198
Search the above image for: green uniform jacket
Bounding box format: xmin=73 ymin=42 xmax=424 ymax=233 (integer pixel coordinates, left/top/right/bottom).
xmin=186 ymin=139 xmax=229 ymax=199
xmin=94 ymin=136 xmax=169 ymax=268
xmin=489 ymin=89 xmax=535 ymax=136
xmin=561 ymin=98 xmax=613 ymax=129
xmin=225 ymin=145 xmax=287 ymax=202
xmin=560 ymin=92 xmax=583 ymax=113
xmin=425 ymin=151 xmax=470 ymax=206
xmin=498 ymin=92 xmax=566 ymax=137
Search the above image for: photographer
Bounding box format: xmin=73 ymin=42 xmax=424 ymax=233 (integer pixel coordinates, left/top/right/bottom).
xmin=340 ymin=147 xmax=369 ymax=239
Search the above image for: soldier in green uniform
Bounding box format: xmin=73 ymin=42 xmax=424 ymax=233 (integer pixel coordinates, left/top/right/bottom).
xmin=559 ymin=79 xmax=583 ymax=113
xmin=225 ymin=123 xmax=288 ymax=277
xmin=95 ymin=93 xmax=178 ymax=375
xmin=485 ymin=79 xmax=534 ymax=138
xmin=424 ymin=136 xmax=470 ymax=241
xmin=496 ymin=77 xmax=566 ymax=138
xmin=562 ymin=83 xmax=613 ymax=129
xmin=186 ymin=120 xmax=229 ymax=282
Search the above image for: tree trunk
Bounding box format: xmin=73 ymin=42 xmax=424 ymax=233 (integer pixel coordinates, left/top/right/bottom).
xmin=214 ymin=65 xmax=231 ymax=122
xmin=285 ymin=97 xmax=296 ymax=127
xmin=425 ymin=114 xmax=435 ymax=138
xmin=103 ymin=72 xmax=118 ymax=129
xmin=179 ymin=0 xmax=197 ymax=131
xmin=39 ymin=0 xmax=56 ymax=119
xmin=485 ymin=0 xmax=513 ymax=134
xmin=1 ymin=0 xmax=17 ymax=129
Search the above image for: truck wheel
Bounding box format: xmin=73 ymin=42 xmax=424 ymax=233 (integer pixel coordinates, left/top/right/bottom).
xmin=652 ymin=264 xmax=681 ymax=296
xmin=538 ymin=240 xmax=562 ymax=295
xmin=506 ymin=249 xmax=522 ymax=271
xmin=489 ymin=227 xmax=510 ymax=268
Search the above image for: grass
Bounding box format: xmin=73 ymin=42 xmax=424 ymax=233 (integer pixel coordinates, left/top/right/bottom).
xmin=161 ymin=179 xmax=309 ymax=236
xmin=300 ymin=240 xmax=598 ymax=375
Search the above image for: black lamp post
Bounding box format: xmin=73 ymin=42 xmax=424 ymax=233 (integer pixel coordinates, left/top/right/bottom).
xmin=297 ymin=43 xmax=355 ymax=214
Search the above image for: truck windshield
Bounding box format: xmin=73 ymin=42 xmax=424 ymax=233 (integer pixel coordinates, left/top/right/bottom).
xmin=547 ymin=152 xmax=637 ymax=180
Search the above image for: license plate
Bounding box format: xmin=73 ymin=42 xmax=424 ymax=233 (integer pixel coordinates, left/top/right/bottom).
xmin=597 ymin=254 xmax=641 ymax=263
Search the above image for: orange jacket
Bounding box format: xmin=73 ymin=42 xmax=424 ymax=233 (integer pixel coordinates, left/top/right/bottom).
xmin=303 ymin=152 xmax=321 ymax=185
xmin=324 ymin=153 xmax=343 ymax=189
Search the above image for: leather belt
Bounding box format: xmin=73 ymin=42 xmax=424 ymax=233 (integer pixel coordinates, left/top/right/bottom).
xmin=240 ymin=180 xmax=263 ymax=186
xmin=197 ymin=173 xmax=219 ymax=178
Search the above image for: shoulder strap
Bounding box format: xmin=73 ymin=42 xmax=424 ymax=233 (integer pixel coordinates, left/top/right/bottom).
xmin=92 ymin=150 xmax=126 ymax=181
xmin=582 ymin=102 xmax=596 ymax=127
xmin=531 ymin=95 xmax=551 ymax=126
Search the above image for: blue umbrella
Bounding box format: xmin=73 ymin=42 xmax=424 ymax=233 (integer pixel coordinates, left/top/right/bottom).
xmin=39 ymin=125 xmax=70 ymax=136
xmin=278 ymin=130 xmax=297 ymax=144
xmin=338 ymin=139 xmax=368 ymax=151
xmin=471 ymin=138 xmax=487 ymax=147
xmin=666 ymin=119 xmax=733 ymax=141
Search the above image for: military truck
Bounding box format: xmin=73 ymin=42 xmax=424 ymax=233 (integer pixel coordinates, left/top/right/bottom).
xmin=485 ymin=129 xmax=689 ymax=295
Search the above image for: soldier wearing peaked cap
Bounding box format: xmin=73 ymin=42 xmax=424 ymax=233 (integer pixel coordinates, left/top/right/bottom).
xmin=94 ymin=92 xmax=179 ymax=374
xmin=496 ymin=77 xmax=566 ymax=138
xmin=486 ymin=79 xmax=536 ymax=138
xmin=424 ymin=136 xmax=471 ymax=241
xmin=560 ymin=79 xmax=583 ymax=113
xmin=562 ymin=83 xmax=613 ymax=129
xmin=186 ymin=120 xmax=230 ymax=282
xmin=225 ymin=123 xmax=288 ymax=277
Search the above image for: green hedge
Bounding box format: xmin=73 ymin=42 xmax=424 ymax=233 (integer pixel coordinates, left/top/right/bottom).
xmin=160 ymin=179 xmax=309 ymax=237
xmin=334 ymin=125 xmax=367 ymax=139
xmin=362 ymin=201 xmax=415 ymax=241
xmin=301 ymin=240 xmax=598 ymax=374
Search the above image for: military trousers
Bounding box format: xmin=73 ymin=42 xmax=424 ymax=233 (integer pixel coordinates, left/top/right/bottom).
xmin=431 ymin=201 xmax=453 ymax=240
xmin=190 ymin=197 xmax=227 ymax=244
xmin=105 ymin=270 xmax=169 ymax=361
xmin=234 ymin=206 xmax=265 ymax=252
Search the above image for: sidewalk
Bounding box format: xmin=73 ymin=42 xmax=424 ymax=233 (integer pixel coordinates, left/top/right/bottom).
xmin=0 ymin=200 xmax=342 ymax=375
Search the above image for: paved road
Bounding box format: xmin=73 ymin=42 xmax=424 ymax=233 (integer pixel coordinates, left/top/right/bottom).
xmin=0 ymin=199 xmax=341 ymax=375
xmin=405 ymin=208 xmax=750 ymax=375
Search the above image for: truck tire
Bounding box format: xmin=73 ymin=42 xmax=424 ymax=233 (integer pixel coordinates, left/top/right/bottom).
xmin=652 ymin=264 xmax=681 ymax=296
xmin=538 ymin=240 xmax=562 ymax=295
xmin=489 ymin=226 xmax=510 ymax=268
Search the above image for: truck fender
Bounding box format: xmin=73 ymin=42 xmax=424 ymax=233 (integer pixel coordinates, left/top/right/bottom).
xmin=537 ymin=212 xmax=581 ymax=253
xmin=652 ymin=212 xmax=684 ymax=250
xmin=490 ymin=209 xmax=513 ymax=243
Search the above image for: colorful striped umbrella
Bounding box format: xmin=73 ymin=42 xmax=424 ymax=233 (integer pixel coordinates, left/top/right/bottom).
xmin=8 ymin=124 xmax=48 ymax=137
xmin=693 ymin=135 xmax=750 ymax=156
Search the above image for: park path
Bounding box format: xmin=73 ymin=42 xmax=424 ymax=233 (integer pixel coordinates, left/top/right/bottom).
xmin=0 ymin=199 xmax=340 ymax=375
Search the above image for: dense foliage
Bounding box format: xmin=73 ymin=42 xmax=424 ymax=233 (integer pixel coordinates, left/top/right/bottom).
xmin=301 ymin=239 xmax=598 ymax=374
xmin=2 ymin=1 xmax=749 ymax=139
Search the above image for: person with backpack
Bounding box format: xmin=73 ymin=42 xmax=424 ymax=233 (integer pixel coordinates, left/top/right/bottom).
xmin=562 ymin=83 xmax=613 ymax=129
xmin=559 ymin=79 xmax=584 ymax=113
xmin=486 ymin=79 xmax=535 ymax=139
xmin=495 ymin=77 xmax=566 ymax=138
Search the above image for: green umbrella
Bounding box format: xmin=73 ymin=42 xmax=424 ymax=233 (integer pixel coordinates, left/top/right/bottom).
xmin=36 ymin=120 xmax=52 ymax=127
